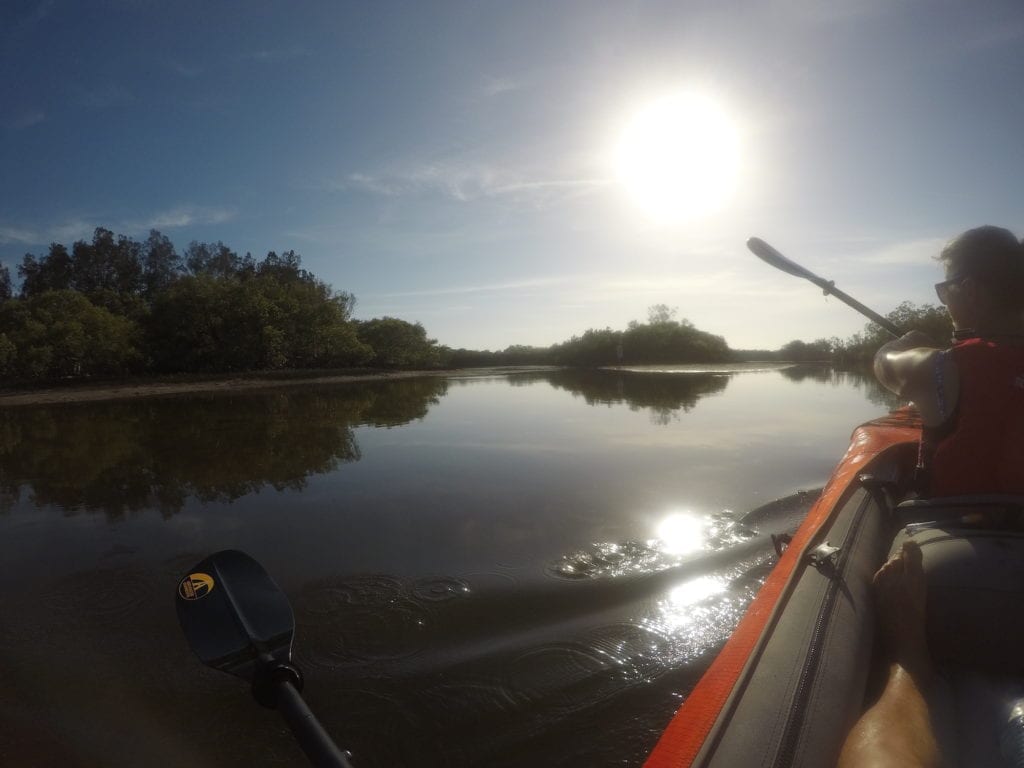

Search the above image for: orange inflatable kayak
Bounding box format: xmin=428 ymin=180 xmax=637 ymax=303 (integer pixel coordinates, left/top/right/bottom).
xmin=646 ymin=407 xmax=1024 ymax=767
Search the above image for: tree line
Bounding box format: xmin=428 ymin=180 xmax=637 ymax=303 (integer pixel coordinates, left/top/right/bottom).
xmin=0 ymin=228 xmax=442 ymax=382
xmin=0 ymin=226 xmax=953 ymax=383
xmin=774 ymin=301 xmax=953 ymax=367
xmin=447 ymin=301 xmax=953 ymax=370
xmin=446 ymin=304 xmax=730 ymax=368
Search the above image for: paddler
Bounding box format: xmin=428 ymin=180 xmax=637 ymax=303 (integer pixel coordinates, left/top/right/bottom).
xmin=873 ymin=224 xmax=1024 ymax=496
xmin=839 ymin=225 xmax=1024 ymax=767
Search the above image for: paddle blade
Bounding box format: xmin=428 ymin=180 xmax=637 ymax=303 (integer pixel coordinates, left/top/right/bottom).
xmin=747 ymin=237 xmax=818 ymax=281
xmin=176 ymin=550 xmax=295 ymax=682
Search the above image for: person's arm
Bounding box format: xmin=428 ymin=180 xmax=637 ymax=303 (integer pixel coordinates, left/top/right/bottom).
xmin=874 ymin=331 xmax=952 ymax=425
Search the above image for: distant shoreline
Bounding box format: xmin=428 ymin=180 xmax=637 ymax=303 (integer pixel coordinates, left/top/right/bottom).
xmin=0 ymin=362 xmax=831 ymax=407
xmin=0 ymin=367 xmax=558 ymax=407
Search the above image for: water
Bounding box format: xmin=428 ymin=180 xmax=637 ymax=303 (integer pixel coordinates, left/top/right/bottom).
xmin=0 ymin=366 xmax=900 ymax=766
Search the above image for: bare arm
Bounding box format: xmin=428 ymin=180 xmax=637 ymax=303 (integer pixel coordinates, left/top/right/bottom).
xmin=873 ymin=332 xmax=954 ymax=426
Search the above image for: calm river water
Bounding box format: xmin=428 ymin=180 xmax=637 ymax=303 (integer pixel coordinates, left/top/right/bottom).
xmin=0 ymin=365 xmax=900 ymax=767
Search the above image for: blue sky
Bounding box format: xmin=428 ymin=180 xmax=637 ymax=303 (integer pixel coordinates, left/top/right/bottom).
xmin=2 ymin=0 xmax=1023 ymax=350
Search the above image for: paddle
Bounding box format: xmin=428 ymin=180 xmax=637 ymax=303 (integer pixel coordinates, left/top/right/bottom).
xmin=747 ymin=237 xmax=902 ymax=338
xmin=176 ymin=549 xmax=354 ymax=768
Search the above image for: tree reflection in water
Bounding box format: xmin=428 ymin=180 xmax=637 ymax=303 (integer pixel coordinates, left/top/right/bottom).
xmin=0 ymin=377 xmax=448 ymax=518
xmin=777 ymin=364 xmax=902 ymax=410
xmin=537 ymin=368 xmax=730 ymax=424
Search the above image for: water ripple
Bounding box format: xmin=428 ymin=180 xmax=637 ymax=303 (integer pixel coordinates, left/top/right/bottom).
xmin=39 ymin=566 xmax=156 ymax=631
xmin=504 ymin=642 xmax=622 ymax=715
xmin=412 ymin=575 xmax=472 ymax=602
xmin=549 ymin=510 xmax=757 ymax=580
xmin=295 ymin=574 xmax=472 ymax=666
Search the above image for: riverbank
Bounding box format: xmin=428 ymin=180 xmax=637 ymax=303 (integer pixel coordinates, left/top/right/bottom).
xmin=0 ymin=366 xmax=558 ymax=407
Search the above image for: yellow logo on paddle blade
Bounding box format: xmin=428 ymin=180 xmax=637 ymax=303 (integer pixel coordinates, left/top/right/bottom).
xmin=179 ymin=572 xmax=215 ymax=601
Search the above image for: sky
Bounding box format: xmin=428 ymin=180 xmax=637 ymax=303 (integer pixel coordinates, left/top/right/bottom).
xmin=2 ymin=0 xmax=1024 ymax=351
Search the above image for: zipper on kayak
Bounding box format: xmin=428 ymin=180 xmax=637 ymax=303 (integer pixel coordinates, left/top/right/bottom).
xmin=770 ymin=489 xmax=874 ymax=768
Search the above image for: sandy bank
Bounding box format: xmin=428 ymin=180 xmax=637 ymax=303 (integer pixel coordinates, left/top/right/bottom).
xmin=0 ymin=367 xmax=553 ymax=407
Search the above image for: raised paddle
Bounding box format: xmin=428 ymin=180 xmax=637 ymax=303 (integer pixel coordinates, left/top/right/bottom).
xmin=176 ymin=549 xmax=354 ymax=768
xmin=747 ymin=237 xmax=902 ymax=339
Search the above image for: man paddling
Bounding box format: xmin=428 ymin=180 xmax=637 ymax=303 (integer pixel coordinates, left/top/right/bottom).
xmin=873 ymin=224 xmax=1024 ymax=496
xmin=839 ymin=225 xmax=1024 ymax=767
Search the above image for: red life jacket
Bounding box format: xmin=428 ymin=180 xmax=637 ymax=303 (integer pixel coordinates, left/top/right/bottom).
xmin=924 ymin=338 xmax=1024 ymax=496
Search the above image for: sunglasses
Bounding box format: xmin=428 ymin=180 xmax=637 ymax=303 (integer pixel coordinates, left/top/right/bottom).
xmin=934 ymin=274 xmax=968 ymax=305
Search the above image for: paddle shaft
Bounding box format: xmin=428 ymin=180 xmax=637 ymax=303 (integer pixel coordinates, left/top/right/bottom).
xmin=800 ymin=274 xmax=901 ymax=339
xmin=276 ymin=679 xmax=354 ymax=768
xmin=747 ymin=237 xmax=902 ymax=339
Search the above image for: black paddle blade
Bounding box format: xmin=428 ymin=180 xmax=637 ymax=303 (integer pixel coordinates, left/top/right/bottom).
xmin=176 ymin=550 xmax=295 ymax=682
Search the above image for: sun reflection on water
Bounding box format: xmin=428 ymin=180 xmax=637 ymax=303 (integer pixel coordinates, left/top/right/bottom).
xmin=654 ymin=511 xmax=705 ymax=555
xmin=549 ymin=508 xmax=757 ymax=579
xmin=547 ymin=505 xmax=774 ymax=676
xmin=540 ymin=493 xmax=816 ymax=711
xmin=659 ymin=575 xmax=728 ymax=631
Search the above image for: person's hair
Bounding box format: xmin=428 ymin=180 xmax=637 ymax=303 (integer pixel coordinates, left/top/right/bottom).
xmin=937 ymin=225 xmax=1024 ymax=313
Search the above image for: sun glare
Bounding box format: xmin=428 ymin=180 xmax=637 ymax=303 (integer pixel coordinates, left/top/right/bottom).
xmin=614 ymin=91 xmax=740 ymax=223
xmin=655 ymin=510 xmax=705 ymax=556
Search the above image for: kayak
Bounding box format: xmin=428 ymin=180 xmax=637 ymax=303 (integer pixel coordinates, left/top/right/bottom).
xmin=645 ymin=406 xmax=1024 ymax=767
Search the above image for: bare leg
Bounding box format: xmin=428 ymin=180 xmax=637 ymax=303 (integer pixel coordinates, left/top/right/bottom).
xmin=837 ymin=541 xmax=940 ymax=768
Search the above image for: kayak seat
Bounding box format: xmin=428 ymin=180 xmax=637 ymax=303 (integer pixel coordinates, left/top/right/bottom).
xmin=894 ymin=495 xmax=1024 ymax=528
xmin=888 ymin=528 xmax=1024 ymax=675
xmin=890 ymin=525 xmax=1024 ymax=673
xmin=888 ymin=525 xmax=1024 ymax=765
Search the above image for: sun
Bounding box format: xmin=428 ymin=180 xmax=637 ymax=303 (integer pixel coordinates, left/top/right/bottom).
xmin=614 ymin=91 xmax=740 ymax=223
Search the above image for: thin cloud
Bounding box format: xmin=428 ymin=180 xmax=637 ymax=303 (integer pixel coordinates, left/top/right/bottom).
xmin=49 ymin=218 xmax=101 ymax=243
xmin=489 ymin=178 xmax=610 ymax=195
xmin=2 ymin=217 xmax=98 ymax=246
xmin=339 ymin=163 xmax=608 ymax=204
xmin=337 ymin=173 xmax=407 ymax=196
xmin=351 ymin=163 xmax=496 ymax=201
xmin=960 ymin=23 xmax=1024 ymax=51
xmin=355 ymin=304 xmax=474 ymax=319
xmin=238 ymin=47 xmax=311 ymax=63
xmin=130 ymin=206 xmax=236 ymax=230
xmin=169 ymin=61 xmax=203 ymax=77
xmin=482 ymin=76 xmax=523 ymax=97
xmin=71 ymin=83 xmax=133 ymax=109
xmin=0 ymin=226 xmax=40 ymax=245
xmin=26 ymin=0 xmax=54 ymax=25
xmin=770 ymin=0 xmax=902 ymax=25
xmin=3 ymin=111 xmax=45 ymax=131
xmin=570 ymin=273 xmax=751 ymax=307
xmin=5 ymin=0 xmax=54 ymax=38
xmin=365 ymin=271 xmax=745 ymax=306
xmin=0 ymin=206 xmax=236 ymax=248
xmin=858 ymin=237 xmax=946 ymax=266
xmin=367 ymin=277 xmax=572 ymax=299
xmin=175 ymin=47 xmax=311 ymax=76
